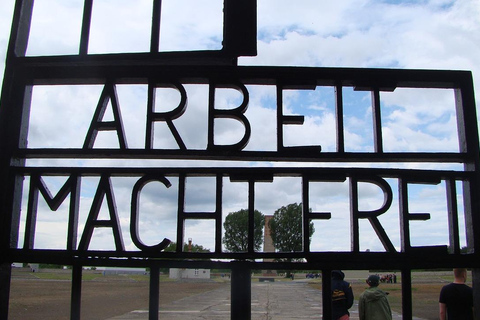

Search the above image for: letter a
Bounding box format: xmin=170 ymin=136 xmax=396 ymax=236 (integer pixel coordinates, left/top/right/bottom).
xmin=83 ymin=82 xmax=128 ymax=149
xmin=78 ymin=175 xmax=125 ymax=251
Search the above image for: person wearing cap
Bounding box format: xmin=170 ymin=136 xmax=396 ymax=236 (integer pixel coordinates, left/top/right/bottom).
xmin=358 ymin=274 xmax=392 ymax=320
xmin=331 ymin=270 xmax=354 ymax=320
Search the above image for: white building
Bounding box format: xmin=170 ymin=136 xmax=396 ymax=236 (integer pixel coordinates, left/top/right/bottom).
xmin=169 ymin=268 xmax=211 ymax=279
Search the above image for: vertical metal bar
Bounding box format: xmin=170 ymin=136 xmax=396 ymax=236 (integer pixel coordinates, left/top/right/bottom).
xmin=371 ymin=89 xmax=383 ymax=153
xmin=454 ymin=85 xmax=480 ymax=252
xmin=215 ymin=173 xmax=223 ymax=254
xmin=23 ymin=175 xmax=39 ymax=249
xmin=8 ymin=0 xmax=34 ymax=57
xmin=302 ymin=175 xmax=310 ymax=253
xmin=322 ymin=269 xmax=332 ymax=320
xmin=247 ymin=180 xmax=255 ymax=253
xmin=335 ymin=85 xmax=345 ymax=153
xmin=473 ymin=269 xmax=480 ymax=320
xmin=70 ymin=263 xmax=82 ymax=320
xmin=223 ymin=0 xmax=257 ymax=56
xmin=231 ymin=261 xmax=251 ymax=320
xmin=445 ymin=179 xmax=460 ymax=254
xmin=150 ymin=0 xmax=162 ymax=52
xmin=454 ymin=80 xmax=480 ymax=319
xmin=8 ymin=175 xmax=24 ymax=251
xmin=149 ymin=265 xmax=160 ymax=320
xmin=67 ymin=174 xmax=81 ymax=251
xmin=145 ymin=82 xmax=155 ymax=149
xmin=276 ymin=84 xmax=283 ymax=151
xmin=176 ymin=173 xmax=186 ymax=252
xmin=79 ymin=0 xmax=93 ymax=55
xmin=398 ymin=178 xmax=411 ymax=252
xmin=0 ymin=0 xmax=34 ymax=311
xmin=401 ymin=269 xmax=412 ymax=320
xmin=0 ymin=87 xmax=31 ymax=319
xmin=349 ymin=177 xmax=360 ymax=252
xmin=0 ymin=263 xmax=12 ymax=320
xmin=207 ymin=82 xmax=215 ymax=150
xmin=454 ymin=84 xmax=480 ymax=155
xmin=1 ymin=0 xmax=34 ymax=246
xmin=462 ymin=178 xmax=476 ymax=251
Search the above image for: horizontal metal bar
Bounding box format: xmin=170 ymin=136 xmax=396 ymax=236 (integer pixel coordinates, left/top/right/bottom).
xmin=6 ymin=249 xmax=480 ymax=270
xmin=13 ymin=62 xmax=473 ymax=89
xmin=11 ymin=166 xmax=474 ymax=179
xmin=15 ymin=149 xmax=472 ymax=163
xmin=19 ymin=51 xmax=238 ymax=68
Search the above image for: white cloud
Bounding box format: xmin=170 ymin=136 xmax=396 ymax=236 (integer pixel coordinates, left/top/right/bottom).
xmin=242 ymin=0 xmax=480 ymax=84
xmin=27 ymin=0 xmax=84 ymax=56
xmin=160 ymin=0 xmax=223 ymax=51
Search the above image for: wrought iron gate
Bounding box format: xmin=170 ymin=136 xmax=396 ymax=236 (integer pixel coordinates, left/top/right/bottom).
xmin=1 ymin=1 xmax=479 ymax=319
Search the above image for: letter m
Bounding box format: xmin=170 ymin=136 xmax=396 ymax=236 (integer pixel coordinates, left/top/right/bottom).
xmin=23 ymin=174 xmax=81 ymax=250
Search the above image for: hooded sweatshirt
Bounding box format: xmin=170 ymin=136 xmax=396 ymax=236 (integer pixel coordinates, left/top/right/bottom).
xmin=358 ymin=286 xmax=392 ymax=320
xmin=331 ymin=270 xmax=354 ymax=320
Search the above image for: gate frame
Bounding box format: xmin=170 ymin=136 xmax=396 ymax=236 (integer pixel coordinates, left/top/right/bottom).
xmin=1 ymin=1 xmax=480 ymax=319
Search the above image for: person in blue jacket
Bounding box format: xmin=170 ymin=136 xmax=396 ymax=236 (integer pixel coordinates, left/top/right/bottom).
xmin=331 ymin=270 xmax=354 ymax=320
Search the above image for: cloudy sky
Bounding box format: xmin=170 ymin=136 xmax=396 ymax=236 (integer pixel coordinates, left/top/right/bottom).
xmin=1 ymin=0 xmax=479 ymax=255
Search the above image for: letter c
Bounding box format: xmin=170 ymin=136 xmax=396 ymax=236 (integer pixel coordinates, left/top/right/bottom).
xmin=130 ymin=175 xmax=172 ymax=252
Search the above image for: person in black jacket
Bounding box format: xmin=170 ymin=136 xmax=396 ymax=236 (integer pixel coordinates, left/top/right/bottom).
xmin=439 ymin=268 xmax=474 ymax=320
xmin=331 ymin=270 xmax=354 ymax=320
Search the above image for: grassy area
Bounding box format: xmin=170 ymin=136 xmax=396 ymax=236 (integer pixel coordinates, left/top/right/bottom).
xmin=29 ymin=272 xmax=104 ymax=281
xmin=30 ymin=272 xmax=73 ymax=280
xmin=29 ymin=272 xmax=150 ymax=282
xmin=26 ymin=271 xmax=229 ymax=283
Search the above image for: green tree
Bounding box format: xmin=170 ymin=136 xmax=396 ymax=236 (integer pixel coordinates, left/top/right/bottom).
xmin=223 ymin=209 xmax=265 ymax=252
xmin=268 ymin=202 xmax=314 ymax=255
xmin=160 ymin=241 xmax=210 ymax=273
xmin=163 ymin=241 xmax=210 ymax=253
